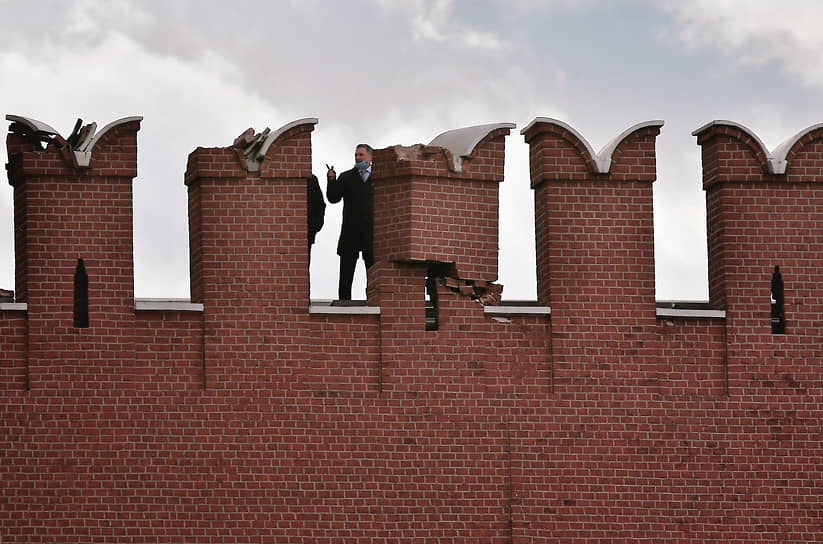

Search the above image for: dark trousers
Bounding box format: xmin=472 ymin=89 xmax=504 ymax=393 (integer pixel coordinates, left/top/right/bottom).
xmin=338 ymin=249 xmax=374 ymax=300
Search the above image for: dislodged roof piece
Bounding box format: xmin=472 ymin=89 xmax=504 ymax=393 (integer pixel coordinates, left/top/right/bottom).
xmin=428 ymin=122 xmax=516 ymax=171
xmin=72 ymin=117 xmax=143 ymax=167
xmin=239 ymin=118 xmax=319 ymax=172
xmin=5 ymin=114 xmax=60 ymax=136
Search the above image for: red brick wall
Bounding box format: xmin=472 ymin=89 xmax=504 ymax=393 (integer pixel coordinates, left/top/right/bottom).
xmin=302 ymin=314 xmax=380 ymax=393
xmin=0 ymin=310 xmax=26 ymax=390
xmin=185 ymin=123 xmax=315 ymax=390
xmin=698 ymin=124 xmax=823 ymax=399
xmin=135 ymin=311 xmax=204 ymax=391
xmin=1 ymin=118 xmax=822 ymax=543
xmin=523 ymin=121 xmax=662 ymax=393
xmin=5 ymin=121 xmax=139 ymax=394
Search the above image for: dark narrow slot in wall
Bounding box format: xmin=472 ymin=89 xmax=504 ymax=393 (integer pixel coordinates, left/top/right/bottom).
xmin=771 ymin=265 xmax=785 ymax=334
xmin=425 ymin=274 xmax=439 ymax=331
xmin=74 ymin=258 xmax=89 ymax=328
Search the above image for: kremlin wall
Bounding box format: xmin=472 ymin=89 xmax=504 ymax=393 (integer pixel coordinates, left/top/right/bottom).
xmin=1 ymin=113 xmax=821 ymax=542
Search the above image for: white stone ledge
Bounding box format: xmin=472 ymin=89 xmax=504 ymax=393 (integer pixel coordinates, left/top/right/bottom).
xmin=656 ymin=308 xmax=726 ymax=318
xmin=309 ymin=300 xmax=380 ymax=315
xmin=0 ymin=301 xmax=728 ymax=319
xmin=135 ymin=299 xmax=204 ymax=312
xmin=484 ymin=305 xmax=551 ymax=315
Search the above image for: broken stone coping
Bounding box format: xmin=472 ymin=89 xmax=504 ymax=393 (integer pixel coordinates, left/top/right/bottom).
xmin=240 ymin=117 xmax=319 ymax=172
xmin=0 ymin=300 xmax=726 ymax=319
xmin=428 ymin=122 xmax=516 ymax=171
xmin=6 ymin=114 xmax=144 ymax=168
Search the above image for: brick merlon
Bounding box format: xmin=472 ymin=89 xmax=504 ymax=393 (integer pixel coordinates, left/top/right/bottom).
xmin=693 ymin=119 xmax=823 ymax=175
xmin=428 ymin=122 xmax=516 ymax=171
xmin=521 ymin=117 xmax=664 ymax=174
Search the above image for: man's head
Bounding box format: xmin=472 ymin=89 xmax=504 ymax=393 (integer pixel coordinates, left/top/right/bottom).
xmin=355 ymin=144 xmax=373 ymax=169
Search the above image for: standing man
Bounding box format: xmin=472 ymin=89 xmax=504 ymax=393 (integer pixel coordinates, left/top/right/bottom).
xmin=326 ymin=144 xmax=374 ymax=300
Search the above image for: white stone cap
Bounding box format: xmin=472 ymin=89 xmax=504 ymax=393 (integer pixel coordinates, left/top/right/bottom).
xmin=656 ymin=308 xmax=726 ymax=318
xmin=135 ymin=298 xmax=204 ymax=311
xmin=309 ymin=300 xmax=380 ymax=314
xmin=769 ymin=124 xmax=823 ymax=174
xmin=656 ymin=301 xmax=725 ymax=318
xmin=242 ymin=117 xmax=318 ymax=172
xmin=484 ymin=305 xmax=551 ymax=315
xmin=521 ymin=118 xmax=664 ymax=174
xmin=1 ymin=299 xmax=727 ymax=318
xmin=428 ymin=122 xmax=516 ymax=171
xmin=3 ymin=300 xmax=204 ymax=311
xmin=692 ymin=120 xmax=823 ymax=175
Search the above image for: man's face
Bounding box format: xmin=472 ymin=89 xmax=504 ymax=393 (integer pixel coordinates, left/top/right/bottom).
xmin=355 ymin=146 xmax=372 ymax=165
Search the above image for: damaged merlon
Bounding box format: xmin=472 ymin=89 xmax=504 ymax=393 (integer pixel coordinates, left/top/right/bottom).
xmin=6 ymin=114 xmax=143 ymax=168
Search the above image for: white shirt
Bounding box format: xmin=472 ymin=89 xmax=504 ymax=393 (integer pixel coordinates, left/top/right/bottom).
xmin=360 ymin=165 xmax=372 ymax=181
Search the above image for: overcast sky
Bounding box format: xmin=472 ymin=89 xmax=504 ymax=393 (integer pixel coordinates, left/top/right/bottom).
xmin=2 ymin=0 xmax=823 ymax=302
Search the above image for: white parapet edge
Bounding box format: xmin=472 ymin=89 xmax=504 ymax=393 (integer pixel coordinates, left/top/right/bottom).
xmin=483 ymin=305 xmax=551 ymax=315
xmin=309 ymin=300 xmax=381 ymax=315
xmin=135 ymin=299 xmax=204 ymax=312
xmin=692 ymin=120 xmax=823 ymax=175
xmin=656 ymin=308 xmax=726 ymax=318
xmin=521 ymin=118 xmax=664 ymax=174
xmin=0 ymin=302 xmax=727 ymax=318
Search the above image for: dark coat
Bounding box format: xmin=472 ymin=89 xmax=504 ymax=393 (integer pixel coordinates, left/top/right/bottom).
xmin=307 ymin=175 xmax=326 ymax=245
xmin=326 ymin=167 xmax=374 ymax=257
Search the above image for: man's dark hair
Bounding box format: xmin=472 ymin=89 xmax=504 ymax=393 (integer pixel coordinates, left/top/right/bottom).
xmin=356 ymin=143 xmax=373 ymax=154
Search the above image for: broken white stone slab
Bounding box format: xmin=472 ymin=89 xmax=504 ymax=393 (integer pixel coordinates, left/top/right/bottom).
xmin=242 ymin=118 xmax=319 ymax=172
xmin=428 ymin=122 xmax=516 ymax=172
